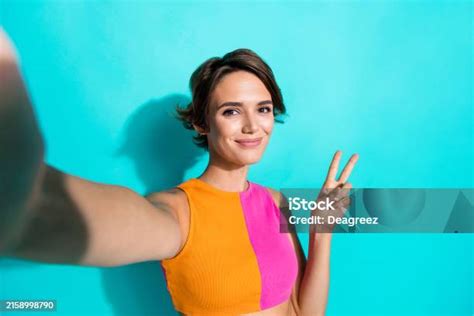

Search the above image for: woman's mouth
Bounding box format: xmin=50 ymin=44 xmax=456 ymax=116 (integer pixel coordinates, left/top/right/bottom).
xmin=235 ymin=137 xmax=263 ymax=148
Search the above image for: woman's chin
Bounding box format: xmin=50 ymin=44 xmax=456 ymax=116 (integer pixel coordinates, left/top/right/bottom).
xmin=232 ymin=153 xmax=263 ymax=166
xmin=216 ymin=146 xmax=265 ymax=167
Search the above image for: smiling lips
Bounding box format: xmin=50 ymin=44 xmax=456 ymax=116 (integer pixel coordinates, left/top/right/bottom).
xmin=235 ymin=137 xmax=263 ymax=148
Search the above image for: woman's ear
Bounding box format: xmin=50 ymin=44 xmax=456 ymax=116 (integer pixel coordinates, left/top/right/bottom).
xmin=192 ymin=123 xmax=207 ymax=135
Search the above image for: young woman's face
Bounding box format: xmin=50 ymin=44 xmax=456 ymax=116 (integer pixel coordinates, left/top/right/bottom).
xmin=204 ymin=70 xmax=274 ymax=167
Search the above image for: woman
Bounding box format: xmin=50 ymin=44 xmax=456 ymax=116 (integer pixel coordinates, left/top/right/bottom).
xmin=0 ymin=29 xmax=358 ymax=316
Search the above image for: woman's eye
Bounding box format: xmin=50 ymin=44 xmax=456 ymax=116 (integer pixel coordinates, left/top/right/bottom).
xmin=259 ymin=106 xmax=272 ymax=113
xmin=223 ymin=109 xmax=239 ymax=116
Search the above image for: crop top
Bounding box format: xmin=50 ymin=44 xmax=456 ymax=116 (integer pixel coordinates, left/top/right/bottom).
xmin=160 ymin=178 xmax=299 ymax=315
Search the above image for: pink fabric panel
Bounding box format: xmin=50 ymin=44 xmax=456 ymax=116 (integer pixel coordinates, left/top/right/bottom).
xmin=239 ymin=183 xmax=298 ymax=309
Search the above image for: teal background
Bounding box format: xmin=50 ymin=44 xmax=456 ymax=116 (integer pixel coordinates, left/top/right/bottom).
xmin=1 ymin=0 xmax=472 ymax=315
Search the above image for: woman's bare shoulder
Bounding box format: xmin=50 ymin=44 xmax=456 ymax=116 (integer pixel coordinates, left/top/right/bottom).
xmin=146 ymin=187 xmax=190 ymax=253
xmin=146 ymin=187 xmax=189 ymax=219
xmin=265 ymin=186 xmax=288 ymax=209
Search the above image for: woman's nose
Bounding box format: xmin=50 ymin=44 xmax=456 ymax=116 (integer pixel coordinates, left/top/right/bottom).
xmin=242 ymin=113 xmax=259 ymax=134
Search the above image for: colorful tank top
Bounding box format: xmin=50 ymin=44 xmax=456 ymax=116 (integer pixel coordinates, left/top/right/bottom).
xmin=160 ymin=178 xmax=299 ymax=315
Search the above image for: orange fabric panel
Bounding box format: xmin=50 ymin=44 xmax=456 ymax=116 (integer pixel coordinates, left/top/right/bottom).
xmin=161 ymin=179 xmax=262 ymax=315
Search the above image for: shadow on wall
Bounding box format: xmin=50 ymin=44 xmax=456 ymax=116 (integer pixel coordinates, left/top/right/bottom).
xmin=118 ymin=93 xmax=204 ymax=193
xmin=101 ymin=94 xmax=205 ymax=316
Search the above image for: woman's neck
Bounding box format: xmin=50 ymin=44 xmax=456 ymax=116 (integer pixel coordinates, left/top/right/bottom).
xmin=198 ymin=157 xmax=249 ymax=192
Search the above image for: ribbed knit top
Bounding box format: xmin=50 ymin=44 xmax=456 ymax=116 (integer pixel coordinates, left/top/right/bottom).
xmin=160 ymin=178 xmax=298 ymax=315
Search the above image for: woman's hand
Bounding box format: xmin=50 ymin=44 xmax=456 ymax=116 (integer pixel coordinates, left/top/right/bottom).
xmin=0 ymin=29 xmax=19 ymax=62
xmin=312 ymin=150 xmax=359 ymax=234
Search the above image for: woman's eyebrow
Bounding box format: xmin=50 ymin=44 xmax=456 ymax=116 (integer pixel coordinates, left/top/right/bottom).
xmin=217 ymin=100 xmax=273 ymax=110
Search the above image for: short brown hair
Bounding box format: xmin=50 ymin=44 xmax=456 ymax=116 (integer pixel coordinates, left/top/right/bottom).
xmin=176 ymin=48 xmax=286 ymax=149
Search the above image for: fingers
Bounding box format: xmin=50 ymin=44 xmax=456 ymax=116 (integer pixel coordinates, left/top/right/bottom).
xmin=338 ymin=153 xmax=359 ymax=183
xmin=327 ymin=182 xmax=352 ymax=201
xmin=340 ymin=182 xmax=353 ymax=208
xmin=325 ymin=150 xmax=342 ymax=184
xmin=315 ymin=182 xmax=353 ymax=233
xmin=324 ymin=151 xmax=359 ymax=186
xmin=342 ymin=182 xmax=352 ymax=190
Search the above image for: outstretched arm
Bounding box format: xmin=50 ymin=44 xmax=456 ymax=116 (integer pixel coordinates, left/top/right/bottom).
xmin=0 ymin=28 xmax=45 ymax=250
xmin=0 ymin=29 xmax=182 ymax=266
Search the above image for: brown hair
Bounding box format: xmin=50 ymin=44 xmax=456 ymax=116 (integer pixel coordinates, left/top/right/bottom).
xmin=176 ymin=48 xmax=286 ymax=149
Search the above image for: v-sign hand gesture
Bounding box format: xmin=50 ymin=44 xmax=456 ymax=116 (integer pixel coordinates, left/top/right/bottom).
xmin=312 ymin=150 xmax=359 ymax=233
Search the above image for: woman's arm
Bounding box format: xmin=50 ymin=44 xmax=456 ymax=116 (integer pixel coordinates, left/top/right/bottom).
xmin=7 ymin=166 xmax=184 ymax=266
xmin=297 ymin=233 xmax=332 ymax=316
xmin=298 ymin=151 xmax=358 ymax=315
xmin=0 ymin=29 xmax=182 ymax=266
xmin=0 ymin=29 xmax=44 ymax=250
